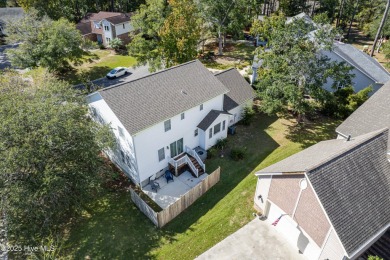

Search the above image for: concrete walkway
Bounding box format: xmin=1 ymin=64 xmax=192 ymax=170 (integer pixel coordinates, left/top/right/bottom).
xmin=196 ymin=218 xmax=306 ymax=260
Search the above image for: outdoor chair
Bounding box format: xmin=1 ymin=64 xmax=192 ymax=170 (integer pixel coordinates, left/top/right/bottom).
xmin=151 ymin=180 xmax=160 ymax=192
xmin=165 ymin=170 xmax=174 ymax=183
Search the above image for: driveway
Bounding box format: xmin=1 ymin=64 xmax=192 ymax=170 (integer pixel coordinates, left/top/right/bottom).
xmin=0 ymin=43 xmax=18 ymax=70
xmin=196 ymin=218 xmax=306 ymax=260
xmin=75 ymin=64 xmax=150 ymax=90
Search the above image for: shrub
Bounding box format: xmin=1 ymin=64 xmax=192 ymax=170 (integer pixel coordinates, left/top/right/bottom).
xmin=207 ymin=147 xmax=217 ymax=159
xmin=215 ymin=138 xmax=228 ymax=150
xmin=241 ymin=105 xmax=255 ymax=125
xmin=230 ymin=147 xmax=245 ymax=161
xmin=81 ymin=39 xmax=99 ymax=50
xmin=109 ymin=38 xmax=123 ymax=52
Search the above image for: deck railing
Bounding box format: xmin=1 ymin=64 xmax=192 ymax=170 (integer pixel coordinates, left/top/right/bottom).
xmin=185 ymin=146 xmax=206 ymax=173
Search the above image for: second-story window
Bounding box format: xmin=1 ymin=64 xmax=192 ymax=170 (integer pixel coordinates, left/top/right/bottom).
xmin=164 ymin=119 xmax=171 ymax=132
xmin=181 ymin=113 xmax=185 ymax=120
xmin=209 ymin=128 xmax=212 ymax=139
xmin=200 ymin=104 xmax=203 ymax=111
xmin=104 ymin=25 xmax=109 ymax=31
xmin=123 ymin=24 xmax=125 ymax=29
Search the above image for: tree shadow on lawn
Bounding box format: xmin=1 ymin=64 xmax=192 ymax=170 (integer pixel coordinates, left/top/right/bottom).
xmin=284 ymin=115 xmax=341 ymax=149
xmin=59 ymin=65 xmax=111 ymax=85
xmin=66 ymin=192 xmax=168 ymax=259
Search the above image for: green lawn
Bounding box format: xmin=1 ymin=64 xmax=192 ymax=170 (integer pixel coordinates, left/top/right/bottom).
xmin=60 ymin=49 xmax=137 ymax=85
xmin=63 ymin=114 xmax=340 ymax=259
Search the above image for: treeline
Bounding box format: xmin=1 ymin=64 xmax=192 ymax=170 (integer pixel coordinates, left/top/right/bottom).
xmin=1 ymin=0 xmax=146 ymax=21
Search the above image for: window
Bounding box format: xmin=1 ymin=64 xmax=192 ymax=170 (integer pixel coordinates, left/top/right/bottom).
xmin=214 ymin=123 xmax=221 ymax=134
xmin=200 ymin=104 xmax=203 ymax=111
xmin=125 ymin=155 xmax=131 ymax=169
xmin=164 ymin=119 xmax=171 ymax=132
xmin=104 ymin=25 xmax=109 ymax=31
xmin=118 ymin=126 xmax=125 ymax=138
xmin=181 ymin=113 xmax=185 ymax=120
xmin=209 ymin=128 xmax=212 ymax=139
xmin=106 ymin=37 xmax=110 ymax=43
xmin=170 ymin=138 xmax=183 ymax=158
xmin=194 ymin=129 xmax=198 ymax=137
xmin=222 ymin=120 xmax=226 ymax=131
xmin=123 ymin=24 xmax=125 ymax=29
xmin=120 ymin=150 xmax=125 ymax=163
xmin=158 ymin=148 xmax=165 ymax=162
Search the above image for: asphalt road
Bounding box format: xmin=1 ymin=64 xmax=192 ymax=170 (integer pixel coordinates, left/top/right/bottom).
xmin=0 ymin=43 xmax=18 ymax=70
xmin=75 ymin=64 xmax=150 ymax=90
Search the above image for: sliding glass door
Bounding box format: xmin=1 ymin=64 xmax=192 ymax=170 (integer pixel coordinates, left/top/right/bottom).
xmin=170 ymin=138 xmax=183 ymax=158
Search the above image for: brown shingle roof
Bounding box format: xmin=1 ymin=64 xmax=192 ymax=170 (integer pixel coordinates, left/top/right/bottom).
xmin=76 ymin=22 xmax=92 ymax=35
xmin=80 ymin=12 xmax=123 ymax=23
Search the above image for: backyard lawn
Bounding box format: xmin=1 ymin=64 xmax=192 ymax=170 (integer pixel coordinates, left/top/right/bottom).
xmin=63 ymin=114 xmax=340 ymax=259
xmin=60 ymin=49 xmax=137 ymax=85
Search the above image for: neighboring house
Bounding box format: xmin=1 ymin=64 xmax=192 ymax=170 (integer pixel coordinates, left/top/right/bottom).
xmin=254 ymin=128 xmax=390 ymax=260
xmin=0 ymin=7 xmax=24 ymax=36
xmin=336 ymin=80 xmax=390 ymax=154
xmin=76 ymin=11 xmax=133 ymax=46
xmin=321 ymin=41 xmax=390 ymax=93
xmin=87 ymin=60 xmax=254 ymax=187
xmin=251 ymin=13 xmax=390 ymax=93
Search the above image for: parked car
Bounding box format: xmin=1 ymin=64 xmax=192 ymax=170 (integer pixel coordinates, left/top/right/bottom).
xmin=106 ymin=67 xmax=130 ymax=79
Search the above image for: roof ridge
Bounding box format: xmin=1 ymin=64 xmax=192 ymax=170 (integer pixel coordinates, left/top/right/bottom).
xmin=214 ymin=67 xmax=236 ymax=75
xmin=100 ymin=60 xmax=200 ymax=92
xmin=306 ymin=128 xmax=389 ymax=172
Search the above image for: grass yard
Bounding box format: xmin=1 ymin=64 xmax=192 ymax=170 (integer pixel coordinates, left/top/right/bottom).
xmin=60 ymin=49 xmax=137 ymax=85
xmin=202 ymin=41 xmax=256 ymax=71
xmin=63 ymin=114 xmax=340 ymax=259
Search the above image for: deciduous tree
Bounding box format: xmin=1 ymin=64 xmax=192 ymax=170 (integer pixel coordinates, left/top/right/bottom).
xmin=128 ymin=0 xmax=201 ymax=71
xmin=0 ymin=71 xmax=113 ymax=249
xmin=6 ymin=9 xmax=84 ymax=72
xmin=253 ymin=16 xmax=354 ymax=122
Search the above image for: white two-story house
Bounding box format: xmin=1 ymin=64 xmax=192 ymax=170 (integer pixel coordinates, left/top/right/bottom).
xmin=87 ymin=60 xmax=254 ymax=187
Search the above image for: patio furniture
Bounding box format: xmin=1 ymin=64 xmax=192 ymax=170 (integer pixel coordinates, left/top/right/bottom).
xmin=151 ymin=180 xmax=160 ymax=192
xmin=165 ymin=170 xmax=174 ymax=183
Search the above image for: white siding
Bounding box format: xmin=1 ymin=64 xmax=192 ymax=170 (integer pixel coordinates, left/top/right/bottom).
xmin=102 ymin=20 xmax=113 ymax=45
xmin=133 ymin=95 xmax=224 ymax=183
xmin=204 ymin=114 xmax=229 ymax=150
xmin=319 ymin=228 xmax=346 ymax=260
xmin=115 ymin=22 xmax=133 ymax=35
xmin=321 ymin=50 xmax=380 ymax=93
xmin=267 ymin=201 xmax=322 ymax=260
xmin=87 ymin=93 xmax=140 ymax=184
xmin=227 ymin=100 xmax=252 ymax=126
xmin=254 ymin=175 xmax=272 ymax=212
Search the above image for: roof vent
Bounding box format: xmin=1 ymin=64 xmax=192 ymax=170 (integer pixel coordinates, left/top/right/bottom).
xmin=347 ymin=135 xmax=351 ymax=141
xmin=181 ymin=90 xmax=187 ymax=95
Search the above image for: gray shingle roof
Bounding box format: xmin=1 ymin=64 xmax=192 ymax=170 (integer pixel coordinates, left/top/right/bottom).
xmin=336 ymin=81 xmax=390 ymax=149
xmin=99 ymin=60 xmax=229 ymax=135
xmin=332 ymin=41 xmax=390 ymax=84
xmin=215 ymin=68 xmax=255 ymax=111
xmin=307 ymin=129 xmax=390 ymax=256
xmin=197 ymin=110 xmax=230 ymax=131
xmin=257 ymin=130 xmax=387 ymax=174
xmin=0 ymin=7 xmax=24 ymax=21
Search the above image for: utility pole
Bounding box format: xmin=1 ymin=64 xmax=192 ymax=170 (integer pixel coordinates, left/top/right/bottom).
xmin=371 ymin=0 xmax=390 ymax=57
